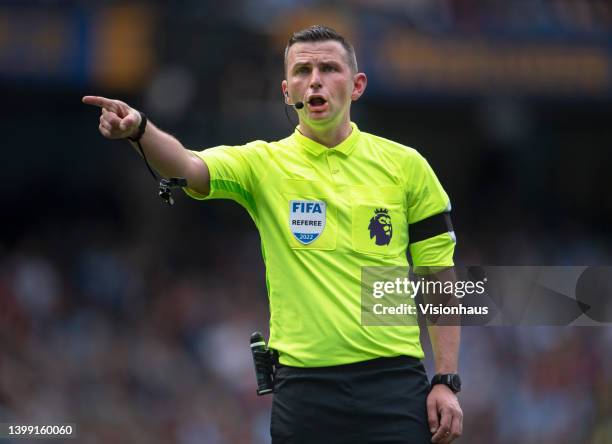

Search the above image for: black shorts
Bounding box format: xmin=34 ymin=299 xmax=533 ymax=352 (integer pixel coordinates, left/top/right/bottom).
xmin=271 ymin=355 xmax=432 ymax=444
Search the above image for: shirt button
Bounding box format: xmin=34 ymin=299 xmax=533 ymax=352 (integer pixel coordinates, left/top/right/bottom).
xmin=331 ymin=169 xmax=339 ymax=174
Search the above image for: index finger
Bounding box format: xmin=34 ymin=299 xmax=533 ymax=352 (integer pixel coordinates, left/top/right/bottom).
xmin=82 ymin=95 xmax=116 ymax=110
xmin=427 ymin=397 xmax=439 ymax=435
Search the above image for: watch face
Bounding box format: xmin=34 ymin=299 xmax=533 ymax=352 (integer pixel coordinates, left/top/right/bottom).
xmin=450 ymin=374 xmax=462 ymax=392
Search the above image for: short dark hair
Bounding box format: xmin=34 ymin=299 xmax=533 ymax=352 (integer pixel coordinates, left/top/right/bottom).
xmin=284 ymin=25 xmax=358 ymax=74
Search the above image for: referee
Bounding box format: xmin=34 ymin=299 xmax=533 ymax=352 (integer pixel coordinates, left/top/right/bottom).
xmin=83 ymin=25 xmax=463 ymax=444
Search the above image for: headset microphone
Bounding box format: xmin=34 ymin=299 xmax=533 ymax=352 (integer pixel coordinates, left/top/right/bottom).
xmin=283 ymin=92 xmax=305 ymax=130
xmin=285 ymin=91 xmax=305 ymax=109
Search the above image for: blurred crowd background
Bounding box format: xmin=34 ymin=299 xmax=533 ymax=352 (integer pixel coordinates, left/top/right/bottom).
xmin=1 ymin=0 xmax=611 ymax=443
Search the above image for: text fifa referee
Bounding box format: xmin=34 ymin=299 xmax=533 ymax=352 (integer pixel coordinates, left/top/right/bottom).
xmin=83 ymin=25 xmax=463 ymax=444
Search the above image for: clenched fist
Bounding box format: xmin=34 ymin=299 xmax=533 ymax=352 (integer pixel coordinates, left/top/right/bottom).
xmin=82 ymin=96 xmax=141 ymax=140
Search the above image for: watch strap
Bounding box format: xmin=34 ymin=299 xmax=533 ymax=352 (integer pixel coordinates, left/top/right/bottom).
xmin=431 ymin=373 xmax=461 ymax=393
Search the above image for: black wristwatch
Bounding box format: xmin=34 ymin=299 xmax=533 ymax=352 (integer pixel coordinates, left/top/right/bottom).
xmin=431 ymin=374 xmax=462 ymax=393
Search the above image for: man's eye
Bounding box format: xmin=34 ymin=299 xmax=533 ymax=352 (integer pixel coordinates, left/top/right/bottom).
xmin=295 ymin=67 xmax=310 ymax=74
xmin=322 ymin=65 xmax=337 ymax=72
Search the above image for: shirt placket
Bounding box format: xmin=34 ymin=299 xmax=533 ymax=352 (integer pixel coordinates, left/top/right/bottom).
xmin=325 ymin=150 xmax=343 ymax=184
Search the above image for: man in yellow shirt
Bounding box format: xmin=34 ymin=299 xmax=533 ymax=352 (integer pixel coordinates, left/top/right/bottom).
xmin=84 ymin=25 xmax=462 ymax=444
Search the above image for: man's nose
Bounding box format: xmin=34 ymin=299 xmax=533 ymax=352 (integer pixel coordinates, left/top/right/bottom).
xmin=309 ymin=68 xmax=322 ymax=89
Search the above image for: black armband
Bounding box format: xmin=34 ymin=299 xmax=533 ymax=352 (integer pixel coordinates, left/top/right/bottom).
xmin=408 ymin=212 xmax=454 ymax=244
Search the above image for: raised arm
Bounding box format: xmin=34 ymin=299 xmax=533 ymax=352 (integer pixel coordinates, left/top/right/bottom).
xmin=82 ymin=95 xmax=210 ymax=196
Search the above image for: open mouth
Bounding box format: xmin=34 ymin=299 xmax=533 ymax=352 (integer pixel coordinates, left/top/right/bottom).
xmin=308 ymin=97 xmax=327 ymax=107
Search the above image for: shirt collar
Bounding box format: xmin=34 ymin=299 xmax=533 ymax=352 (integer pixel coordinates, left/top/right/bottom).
xmin=293 ymin=122 xmax=360 ymax=157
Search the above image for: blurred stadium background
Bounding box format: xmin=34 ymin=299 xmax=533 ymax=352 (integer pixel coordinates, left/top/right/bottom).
xmin=1 ymin=0 xmax=611 ymax=443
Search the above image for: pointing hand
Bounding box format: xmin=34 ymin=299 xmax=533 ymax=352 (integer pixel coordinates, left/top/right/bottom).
xmin=82 ymin=96 xmax=141 ymax=140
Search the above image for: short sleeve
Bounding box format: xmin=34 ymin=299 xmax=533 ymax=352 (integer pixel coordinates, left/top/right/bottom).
xmin=183 ymin=142 xmax=264 ymax=217
xmin=405 ymin=153 xmax=455 ymax=267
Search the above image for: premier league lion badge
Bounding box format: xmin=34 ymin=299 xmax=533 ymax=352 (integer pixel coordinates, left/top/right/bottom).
xmin=289 ymin=200 xmax=326 ymax=245
xmin=368 ymin=208 xmax=392 ymax=246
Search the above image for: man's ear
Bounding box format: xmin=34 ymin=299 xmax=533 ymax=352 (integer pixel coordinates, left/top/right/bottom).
xmin=281 ymin=80 xmax=288 ymax=98
xmin=351 ymin=73 xmax=367 ymax=101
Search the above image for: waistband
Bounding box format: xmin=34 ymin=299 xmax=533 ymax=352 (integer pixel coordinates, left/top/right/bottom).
xmin=276 ymin=355 xmax=422 ymax=374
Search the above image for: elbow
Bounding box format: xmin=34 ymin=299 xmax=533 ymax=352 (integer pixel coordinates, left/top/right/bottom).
xmin=184 ymin=152 xmax=210 ymax=196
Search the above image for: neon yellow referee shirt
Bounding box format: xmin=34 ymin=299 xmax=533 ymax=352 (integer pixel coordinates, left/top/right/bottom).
xmin=185 ymin=123 xmax=455 ymax=367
